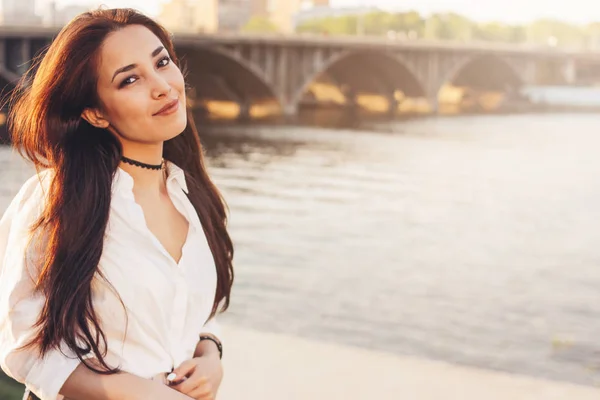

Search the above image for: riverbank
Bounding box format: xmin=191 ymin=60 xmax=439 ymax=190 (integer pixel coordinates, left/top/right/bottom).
xmin=2 ymin=323 xmax=599 ymax=399
xmin=218 ymin=324 xmax=600 ymax=400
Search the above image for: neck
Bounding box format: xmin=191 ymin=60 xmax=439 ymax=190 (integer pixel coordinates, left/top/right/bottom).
xmin=119 ymin=144 xmax=166 ymax=195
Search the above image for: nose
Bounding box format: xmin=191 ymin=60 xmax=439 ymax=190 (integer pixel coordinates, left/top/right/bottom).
xmin=150 ymin=74 xmax=172 ymax=99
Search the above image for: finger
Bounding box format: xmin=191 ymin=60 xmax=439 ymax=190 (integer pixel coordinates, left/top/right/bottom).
xmin=173 ymin=375 xmax=209 ymax=394
xmin=167 ymin=373 xmax=186 ymax=386
xmin=188 ymin=385 xmax=214 ymax=400
xmin=170 ymin=360 xmax=197 ymax=383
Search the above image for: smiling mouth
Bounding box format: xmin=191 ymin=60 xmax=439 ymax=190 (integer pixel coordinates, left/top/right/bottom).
xmin=153 ymin=98 xmax=179 ymax=116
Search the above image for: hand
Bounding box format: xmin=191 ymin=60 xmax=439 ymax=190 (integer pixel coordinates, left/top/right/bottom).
xmin=168 ymin=354 xmax=223 ymax=400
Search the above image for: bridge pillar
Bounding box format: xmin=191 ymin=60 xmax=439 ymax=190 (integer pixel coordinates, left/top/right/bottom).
xmin=562 ymin=58 xmax=577 ymax=85
xmin=0 ymin=40 xmax=5 ymax=68
xmin=282 ymin=102 xmax=298 ymax=119
xmin=341 ymin=86 xmax=359 ymax=111
xmin=520 ymin=60 xmax=537 ymax=85
xmin=237 ymin=100 xmax=251 ymax=121
xmin=386 ymin=91 xmax=400 ymax=115
xmin=19 ymin=39 xmax=31 ymax=75
xmin=428 ymin=94 xmax=439 ymax=114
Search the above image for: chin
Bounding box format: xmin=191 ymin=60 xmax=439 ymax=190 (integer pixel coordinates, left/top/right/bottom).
xmin=163 ymin=114 xmax=188 ymax=141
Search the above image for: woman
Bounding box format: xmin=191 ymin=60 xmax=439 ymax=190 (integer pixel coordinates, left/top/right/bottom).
xmin=0 ymin=8 xmax=234 ymax=400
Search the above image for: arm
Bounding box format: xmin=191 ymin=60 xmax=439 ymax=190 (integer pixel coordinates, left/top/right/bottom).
xmin=0 ymin=175 xmax=189 ymax=400
xmin=61 ymin=364 xmax=192 ymax=400
xmin=193 ymin=317 xmax=223 ymax=359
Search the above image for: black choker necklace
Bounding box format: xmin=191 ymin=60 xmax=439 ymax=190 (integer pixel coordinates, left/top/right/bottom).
xmin=121 ymin=156 xmax=164 ymax=170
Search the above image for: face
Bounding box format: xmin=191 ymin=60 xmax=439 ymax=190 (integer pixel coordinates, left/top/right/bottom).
xmin=91 ymin=25 xmax=187 ymax=145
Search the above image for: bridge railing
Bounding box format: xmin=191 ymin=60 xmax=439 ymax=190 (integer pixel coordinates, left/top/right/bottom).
xmin=0 ymin=25 xmax=599 ymax=58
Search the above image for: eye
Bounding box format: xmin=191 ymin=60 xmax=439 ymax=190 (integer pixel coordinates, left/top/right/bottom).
xmin=118 ymin=56 xmax=171 ymax=88
xmin=157 ymin=56 xmax=171 ymax=68
xmin=119 ymin=76 xmax=138 ymax=88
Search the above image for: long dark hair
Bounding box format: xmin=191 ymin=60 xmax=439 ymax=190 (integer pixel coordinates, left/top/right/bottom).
xmin=8 ymin=8 xmax=234 ymax=373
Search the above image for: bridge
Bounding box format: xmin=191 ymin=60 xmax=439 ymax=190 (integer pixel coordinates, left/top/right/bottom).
xmin=1 ymin=26 xmax=599 ymax=117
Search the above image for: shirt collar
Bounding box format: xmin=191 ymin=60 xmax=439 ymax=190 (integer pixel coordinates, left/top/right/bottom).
xmin=113 ymin=160 xmax=189 ymax=196
xmin=165 ymin=161 xmax=189 ymax=194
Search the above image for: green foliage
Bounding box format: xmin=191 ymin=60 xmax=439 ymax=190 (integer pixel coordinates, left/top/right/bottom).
xmin=425 ymin=13 xmax=474 ymax=40
xmin=296 ymin=10 xmax=600 ymax=49
xmin=527 ymin=19 xmax=586 ymax=47
xmin=297 ymin=14 xmax=359 ymax=35
xmin=472 ymin=23 xmax=527 ymax=43
xmin=242 ymin=16 xmax=279 ymax=33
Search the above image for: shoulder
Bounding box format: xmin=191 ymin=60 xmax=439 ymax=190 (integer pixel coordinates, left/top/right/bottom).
xmin=1 ymin=169 xmax=54 ymax=228
xmin=0 ymin=170 xmax=54 ymax=278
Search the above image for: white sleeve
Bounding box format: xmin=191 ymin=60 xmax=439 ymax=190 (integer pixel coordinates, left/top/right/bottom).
xmin=200 ymin=316 xmax=224 ymax=345
xmin=0 ymin=172 xmax=81 ymax=400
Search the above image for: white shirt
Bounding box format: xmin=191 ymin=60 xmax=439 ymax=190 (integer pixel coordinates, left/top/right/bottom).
xmin=0 ymin=162 xmax=223 ymax=400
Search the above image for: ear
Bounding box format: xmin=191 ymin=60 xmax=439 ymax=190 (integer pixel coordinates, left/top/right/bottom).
xmin=81 ymin=108 xmax=110 ymax=129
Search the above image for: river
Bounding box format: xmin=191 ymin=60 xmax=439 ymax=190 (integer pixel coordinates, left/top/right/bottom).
xmin=1 ymin=112 xmax=600 ymax=387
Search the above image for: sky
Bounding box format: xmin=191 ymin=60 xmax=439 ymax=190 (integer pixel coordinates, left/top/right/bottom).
xmin=47 ymin=0 xmax=600 ymax=25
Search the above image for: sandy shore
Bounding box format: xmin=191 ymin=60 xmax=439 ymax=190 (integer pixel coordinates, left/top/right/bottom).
xmin=218 ymin=324 xmax=600 ymax=400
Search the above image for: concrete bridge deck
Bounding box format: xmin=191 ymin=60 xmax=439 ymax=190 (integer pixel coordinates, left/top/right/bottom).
xmin=0 ymin=25 xmax=596 ymax=58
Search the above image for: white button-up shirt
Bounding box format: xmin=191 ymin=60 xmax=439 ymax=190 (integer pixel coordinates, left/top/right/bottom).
xmin=0 ymin=162 xmax=223 ymax=400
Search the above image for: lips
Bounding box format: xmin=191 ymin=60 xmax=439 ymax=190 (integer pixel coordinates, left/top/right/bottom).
xmin=153 ymin=98 xmax=179 ymax=116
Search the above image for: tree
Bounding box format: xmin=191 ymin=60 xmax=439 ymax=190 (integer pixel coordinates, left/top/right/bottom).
xmin=473 ymin=22 xmax=526 ymax=43
xmin=294 ymin=9 xmax=596 ymax=49
xmin=242 ymin=16 xmax=279 ymax=33
xmin=527 ymin=19 xmax=585 ymax=48
xmin=427 ymin=13 xmax=474 ymax=41
xmin=297 ymin=15 xmax=360 ymax=35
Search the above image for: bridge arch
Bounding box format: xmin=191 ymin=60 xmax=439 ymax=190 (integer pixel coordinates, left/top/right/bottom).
xmin=442 ymin=54 xmax=524 ymax=93
xmin=427 ymin=54 xmax=526 ymax=113
xmin=175 ymin=45 xmax=281 ymax=119
xmin=291 ymin=50 xmax=427 ymax=114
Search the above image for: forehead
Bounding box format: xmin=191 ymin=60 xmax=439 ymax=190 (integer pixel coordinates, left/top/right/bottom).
xmin=98 ymin=25 xmax=164 ymax=82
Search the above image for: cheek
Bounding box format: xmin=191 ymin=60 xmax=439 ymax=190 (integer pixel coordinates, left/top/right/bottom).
xmin=106 ymin=91 xmax=147 ymax=122
xmin=102 ymin=92 xmax=151 ymax=139
xmin=168 ymin=66 xmax=186 ymax=94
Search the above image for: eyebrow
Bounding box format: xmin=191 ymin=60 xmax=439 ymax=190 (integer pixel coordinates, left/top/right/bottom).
xmin=111 ymin=46 xmax=166 ymax=83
